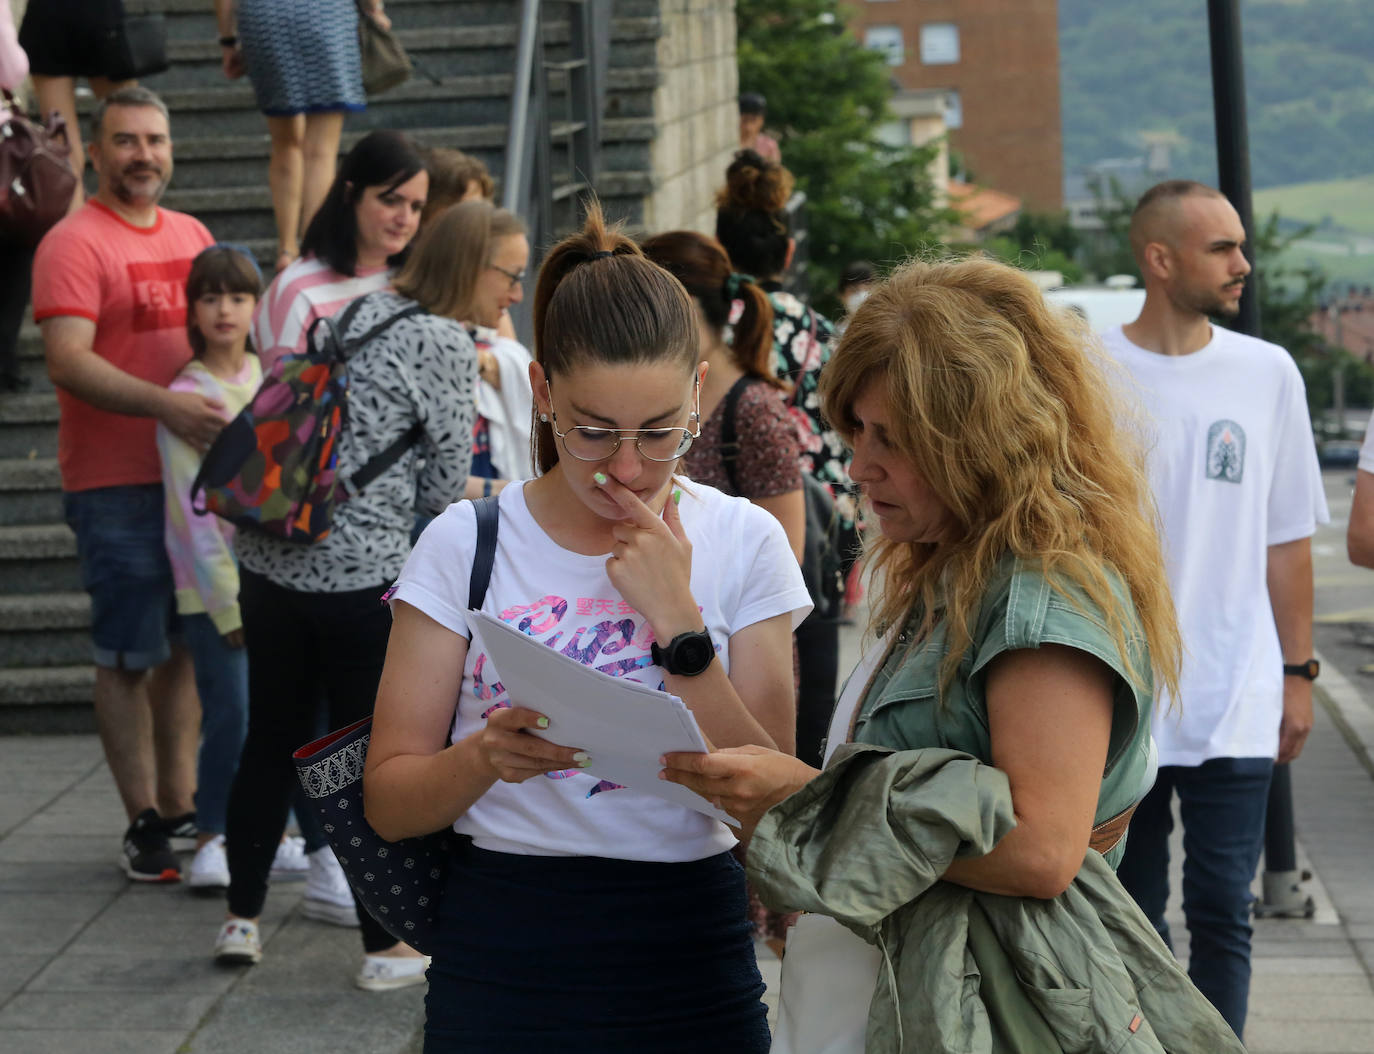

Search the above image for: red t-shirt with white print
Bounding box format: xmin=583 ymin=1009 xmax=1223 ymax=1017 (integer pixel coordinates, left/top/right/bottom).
xmin=32 ymin=200 xmax=214 ymax=492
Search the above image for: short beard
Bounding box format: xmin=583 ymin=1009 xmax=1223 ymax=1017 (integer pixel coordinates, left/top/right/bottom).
xmin=1176 ymin=284 xmax=1242 ymax=319
xmin=112 ymin=170 xmax=170 ymax=206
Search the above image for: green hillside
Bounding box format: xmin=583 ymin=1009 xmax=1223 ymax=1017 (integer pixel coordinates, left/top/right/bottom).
xmin=1254 ymin=176 xmax=1374 ymax=235
xmin=1059 ymin=0 xmax=1374 ymax=190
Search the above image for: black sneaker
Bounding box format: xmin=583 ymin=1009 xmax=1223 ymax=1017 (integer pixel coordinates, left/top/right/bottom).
xmin=122 ymin=809 xmax=182 ymax=883
xmin=161 ymin=811 xmax=198 ymax=851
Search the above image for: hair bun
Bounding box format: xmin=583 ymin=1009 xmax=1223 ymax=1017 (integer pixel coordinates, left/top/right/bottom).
xmin=716 ymin=150 xmax=794 ymax=214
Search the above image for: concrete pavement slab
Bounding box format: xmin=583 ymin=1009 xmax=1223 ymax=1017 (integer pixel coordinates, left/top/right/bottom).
xmin=0 ymin=956 xmax=49 ymax=1002
xmin=0 ymin=991 xmax=218 ymax=1031
xmin=1246 ymin=1020 xmax=1374 ymax=1054
xmin=1249 ymin=992 xmax=1374 ymax=1022
xmin=0 ymin=860 xmax=129 ymax=893
xmin=4 ymin=1029 xmax=185 ymax=1054
xmin=25 ymin=952 xmax=243 ymax=996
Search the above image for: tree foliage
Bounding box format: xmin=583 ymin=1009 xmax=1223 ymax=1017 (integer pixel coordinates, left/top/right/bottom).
xmin=736 ymin=0 xmax=952 ymax=314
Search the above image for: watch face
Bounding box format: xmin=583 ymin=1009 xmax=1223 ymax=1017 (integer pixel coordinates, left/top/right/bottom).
xmin=676 ymin=634 xmax=714 ymax=674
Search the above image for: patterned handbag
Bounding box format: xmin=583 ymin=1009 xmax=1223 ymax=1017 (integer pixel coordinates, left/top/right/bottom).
xmin=292 ymin=495 xmax=499 ymax=953
xmin=190 ymin=298 xmax=425 ymax=544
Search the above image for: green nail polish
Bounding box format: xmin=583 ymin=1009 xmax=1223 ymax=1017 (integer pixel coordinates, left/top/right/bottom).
xmin=672 ymin=488 xmax=682 ymax=505
xmin=577 ymin=757 xmax=592 ymax=768
xmin=572 ymin=751 xmax=590 ymax=762
xmin=593 ymin=471 xmax=608 ymax=485
xmin=536 ymin=716 xmax=549 ymax=729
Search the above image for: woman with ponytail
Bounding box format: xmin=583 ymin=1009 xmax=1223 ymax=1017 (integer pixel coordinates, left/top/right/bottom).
xmin=643 ymin=230 xmax=804 ymax=559
xmin=716 ymin=150 xmax=853 ymax=770
xmin=363 ymin=202 xmax=809 ymax=1052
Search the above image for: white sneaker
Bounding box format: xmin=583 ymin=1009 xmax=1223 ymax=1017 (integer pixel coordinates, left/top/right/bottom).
xmin=213 ymin=918 xmax=262 ymax=964
xmin=299 ymin=847 xmax=360 ymax=927
xmin=188 ymin=835 xmax=230 ymax=891
xmin=270 ymin=835 xmax=309 ymax=880
xmin=355 ymin=952 xmax=431 ymax=991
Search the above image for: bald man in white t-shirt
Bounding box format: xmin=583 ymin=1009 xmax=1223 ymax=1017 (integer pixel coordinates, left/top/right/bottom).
xmin=1099 ymin=180 xmax=1328 ymax=1041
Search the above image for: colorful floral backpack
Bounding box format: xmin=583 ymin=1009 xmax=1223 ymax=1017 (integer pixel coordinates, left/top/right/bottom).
xmin=190 ymin=298 xmax=425 ymax=544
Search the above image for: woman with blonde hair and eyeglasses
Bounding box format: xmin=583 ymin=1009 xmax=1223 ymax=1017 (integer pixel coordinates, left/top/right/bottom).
xmin=363 ymin=202 xmax=809 ymax=1051
xmin=663 ymin=256 xmax=1246 ymax=1052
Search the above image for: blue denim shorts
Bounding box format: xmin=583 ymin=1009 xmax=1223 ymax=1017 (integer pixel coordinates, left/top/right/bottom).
xmin=62 ymin=484 xmax=180 ymax=671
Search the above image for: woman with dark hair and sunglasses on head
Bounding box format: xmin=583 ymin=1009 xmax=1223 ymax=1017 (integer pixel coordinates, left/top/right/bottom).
xmin=251 ymin=129 xmax=428 ymax=372
xmin=363 ymin=202 xmax=810 ymax=1052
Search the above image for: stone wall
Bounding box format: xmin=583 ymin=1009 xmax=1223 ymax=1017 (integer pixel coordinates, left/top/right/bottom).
xmin=639 ymin=0 xmax=738 ymax=235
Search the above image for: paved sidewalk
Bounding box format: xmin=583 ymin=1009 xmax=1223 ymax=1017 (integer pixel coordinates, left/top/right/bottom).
xmin=0 ymin=737 xmax=426 ymax=1054
xmin=2 ymin=668 xmax=1372 ymax=1052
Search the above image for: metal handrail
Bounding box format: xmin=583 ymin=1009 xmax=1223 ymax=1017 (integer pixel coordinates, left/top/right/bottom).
xmin=503 ymin=0 xmax=611 ymax=343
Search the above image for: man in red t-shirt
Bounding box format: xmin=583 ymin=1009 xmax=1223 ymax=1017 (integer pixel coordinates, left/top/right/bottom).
xmin=32 ymin=85 xmax=221 ymax=884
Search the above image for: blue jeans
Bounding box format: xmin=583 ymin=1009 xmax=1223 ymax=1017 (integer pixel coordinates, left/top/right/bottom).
xmin=62 ymin=485 xmax=179 ymax=670
xmin=1117 ymin=757 xmax=1274 ymax=1039
xmin=181 ymin=613 xmax=248 ymax=835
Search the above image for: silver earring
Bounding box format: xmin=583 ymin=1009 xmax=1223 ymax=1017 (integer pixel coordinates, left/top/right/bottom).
xmin=539 ymin=413 xmax=549 ymax=423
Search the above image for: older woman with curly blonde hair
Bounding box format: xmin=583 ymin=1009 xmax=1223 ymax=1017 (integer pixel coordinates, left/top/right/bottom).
xmin=665 ymin=256 xmax=1246 ymax=1053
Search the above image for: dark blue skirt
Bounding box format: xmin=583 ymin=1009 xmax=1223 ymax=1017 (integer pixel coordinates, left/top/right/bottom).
xmin=424 ymin=842 xmax=770 ymax=1053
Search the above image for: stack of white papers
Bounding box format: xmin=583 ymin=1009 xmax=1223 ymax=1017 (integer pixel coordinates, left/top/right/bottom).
xmin=469 ymin=610 xmax=736 ymax=826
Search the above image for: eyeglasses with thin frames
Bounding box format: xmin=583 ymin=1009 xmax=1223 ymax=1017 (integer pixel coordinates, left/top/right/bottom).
xmin=489 ymin=263 xmax=525 ymax=291
xmin=545 ymin=380 xmax=702 ymax=463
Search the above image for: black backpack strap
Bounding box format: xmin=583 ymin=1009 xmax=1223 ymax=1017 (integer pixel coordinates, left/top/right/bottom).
xmin=338 ymin=303 xmax=436 ymax=496
xmin=467 ymin=494 xmax=501 ymax=610
xmin=343 ymin=422 xmax=424 ymax=496
xmin=719 ymin=375 xmax=756 ymax=496
xmin=352 ymin=303 xmax=426 ymax=351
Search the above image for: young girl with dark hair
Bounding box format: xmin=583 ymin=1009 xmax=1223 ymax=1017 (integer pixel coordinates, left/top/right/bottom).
xmin=364 ymin=203 xmax=810 ymax=1052
xmin=252 ymin=129 xmax=429 ymax=370
xmin=156 ymin=245 xmax=263 ymax=890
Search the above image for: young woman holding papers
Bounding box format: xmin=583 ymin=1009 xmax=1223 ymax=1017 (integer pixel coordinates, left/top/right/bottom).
xmin=364 ymin=203 xmax=810 ymax=1053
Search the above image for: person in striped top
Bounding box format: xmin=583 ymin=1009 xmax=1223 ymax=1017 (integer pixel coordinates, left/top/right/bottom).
xmin=251 ymin=130 xmax=428 ymax=372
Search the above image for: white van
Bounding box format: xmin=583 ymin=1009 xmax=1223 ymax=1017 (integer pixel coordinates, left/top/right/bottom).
xmin=1044 ymin=284 xmax=1146 ymax=332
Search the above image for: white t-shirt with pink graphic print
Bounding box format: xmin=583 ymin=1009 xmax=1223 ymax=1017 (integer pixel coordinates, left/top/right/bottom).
xmin=389 ymin=478 xmax=812 ymax=862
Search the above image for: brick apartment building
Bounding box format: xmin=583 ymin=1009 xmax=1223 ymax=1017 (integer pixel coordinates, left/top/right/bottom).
xmin=847 ymin=0 xmax=1064 ymax=211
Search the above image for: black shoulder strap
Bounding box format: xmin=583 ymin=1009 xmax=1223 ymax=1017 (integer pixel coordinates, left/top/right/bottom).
xmin=351 ymin=303 xmax=426 ymax=352
xmin=344 ymin=422 xmax=424 ymax=495
xmin=719 ymin=375 xmax=756 ymax=496
xmin=338 ymin=303 xmax=435 ymax=496
xmin=467 ymin=494 xmax=501 ymax=611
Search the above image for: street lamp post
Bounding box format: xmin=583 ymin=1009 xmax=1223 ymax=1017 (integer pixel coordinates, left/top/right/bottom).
xmin=1208 ymin=0 xmax=1314 ymax=920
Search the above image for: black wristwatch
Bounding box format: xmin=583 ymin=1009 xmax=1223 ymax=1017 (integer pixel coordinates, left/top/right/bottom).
xmin=651 ymin=629 xmax=715 ymax=677
xmin=1283 ymin=659 xmax=1320 ymax=681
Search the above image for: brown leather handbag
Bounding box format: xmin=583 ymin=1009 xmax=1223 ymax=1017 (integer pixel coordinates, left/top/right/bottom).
xmin=0 ymin=92 xmax=78 ymax=249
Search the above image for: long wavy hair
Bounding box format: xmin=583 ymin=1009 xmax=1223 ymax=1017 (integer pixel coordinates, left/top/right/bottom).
xmin=821 ymin=256 xmax=1181 ymax=705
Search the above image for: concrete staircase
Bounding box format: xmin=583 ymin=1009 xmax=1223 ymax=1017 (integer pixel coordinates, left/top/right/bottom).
xmin=0 ymin=0 xmax=663 ymax=732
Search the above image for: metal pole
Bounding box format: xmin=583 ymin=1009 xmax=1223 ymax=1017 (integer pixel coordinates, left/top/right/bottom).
xmin=1207 ymin=0 xmax=1260 ymax=338
xmin=1209 ymin=0 xmax=1311 ymax=918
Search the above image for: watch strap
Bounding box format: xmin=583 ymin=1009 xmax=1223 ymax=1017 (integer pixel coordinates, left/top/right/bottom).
xmin=1282 ymin=659 xmax=1319 ymax=680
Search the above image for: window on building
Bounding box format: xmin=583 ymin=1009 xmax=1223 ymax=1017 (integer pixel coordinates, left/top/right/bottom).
xmin=920 ymin=23 xmax=960 ymax=65
xmin=864 ymin=25 xmax=905 ymax=67
xmin=944 ymin=89 xmax=963 ymax=129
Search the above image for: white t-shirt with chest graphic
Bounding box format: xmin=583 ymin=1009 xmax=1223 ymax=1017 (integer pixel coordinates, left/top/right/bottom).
xmin=390 ymin=478 xmax=812 ymax=861
xmin=1101 ymin=325 xmax=1328 ymax=765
